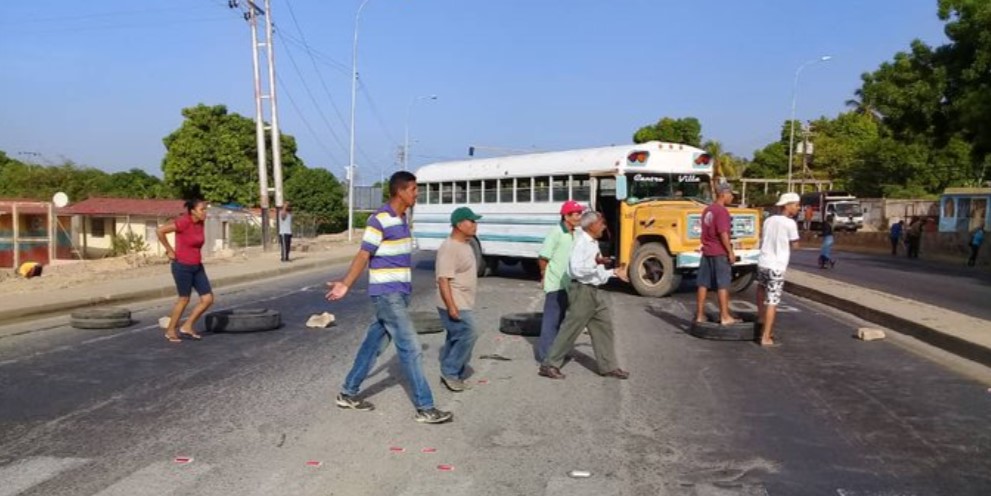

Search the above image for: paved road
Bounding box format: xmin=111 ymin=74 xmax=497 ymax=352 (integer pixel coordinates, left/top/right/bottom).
xmin=1 ymin=255 xmax=990 ymax=495
xmin=791 ymin=248 xmax=991 ymax=321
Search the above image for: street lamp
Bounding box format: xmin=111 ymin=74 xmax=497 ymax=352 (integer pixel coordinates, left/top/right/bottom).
xmin=787 ymin=55 xmax=832 ymax=192
xmin=347 ymin=0 xmax=373 ymax=242
xmin=404 ymin=94 xmax=438 ymax=171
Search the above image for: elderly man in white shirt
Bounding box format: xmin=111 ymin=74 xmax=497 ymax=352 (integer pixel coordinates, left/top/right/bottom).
xmin=539 ymin=211 xmax=630 ymax=380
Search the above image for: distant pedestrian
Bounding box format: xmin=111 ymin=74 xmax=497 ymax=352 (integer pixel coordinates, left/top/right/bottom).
xmin=326 ymin=171 xmax=452 ymax=424
xmin=278 ymin=202 xmax=293 ymax=262
xmin=969 ymin=226 xmax=985 ymax=267
xmin=803 ymin=205 xmax=813 ymax=231
xmin=889 ymin=220 xmax=904 ymax=256
xmin=756 ymin=192 xmax=801 ymax=347
xmin=157 ymin=199 xmax=214 ymax=343
xmin=907 ymin=217 xmax=923 ymax=259
xmin=539 ymin=212 xmax=630 ymax=380
xmin=535 ymin=200 xmax=584 ymax=363
xmin=695 ymin=183 xmax=740 ymax=326
xmin=435 ymin=207 xmax=483 ymax=392
xmin=818 ymin=215 xmax=835 ymax=269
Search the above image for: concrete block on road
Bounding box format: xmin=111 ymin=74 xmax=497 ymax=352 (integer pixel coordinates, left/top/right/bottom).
xmin=305 ymin=312 xmax=336 ymax=328
xmin=856 ymin=327 xmax=886 ymax=341
xmin=158 ymin=317 xmax=170 ymax=329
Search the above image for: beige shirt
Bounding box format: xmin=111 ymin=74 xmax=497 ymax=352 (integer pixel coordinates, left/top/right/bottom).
xmin=435 ymin=237 xmax=477 ymax=310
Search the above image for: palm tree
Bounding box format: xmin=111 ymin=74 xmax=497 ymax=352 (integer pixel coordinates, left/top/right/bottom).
xmin=703 ymin=140 xmax=738 ymax=179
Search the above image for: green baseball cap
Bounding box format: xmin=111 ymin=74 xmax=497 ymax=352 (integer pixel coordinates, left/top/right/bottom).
xmin=450 ymin=206 xmax=482 ymax=226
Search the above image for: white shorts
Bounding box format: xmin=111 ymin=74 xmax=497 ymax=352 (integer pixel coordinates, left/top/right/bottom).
xmin=757 ymin=267 xmax=786 ymax=306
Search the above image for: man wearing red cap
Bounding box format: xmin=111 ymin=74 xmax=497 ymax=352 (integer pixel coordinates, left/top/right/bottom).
xmin=535 ymin=200 xmax=585 ymax=362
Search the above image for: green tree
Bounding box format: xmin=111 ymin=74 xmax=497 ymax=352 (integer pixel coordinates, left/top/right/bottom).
xmin=809 ymin=112 xmax=881 ymax=180
xmin=105 ymin=169 xmax=172 ymax=199
xmin=746 ymin=142 xmax=788 ymax=179
xmin=702 ymin=140 xmax=741 ymax=179
xmin=938 ymin=0 xmax=991 ymax=157
xmin=283 ymin=167 xmax=347 ymax=233
xmin=161 ymin=104 xmax=305 ymax=204
xmin=633 ymin=117 xmax=702 ymax=147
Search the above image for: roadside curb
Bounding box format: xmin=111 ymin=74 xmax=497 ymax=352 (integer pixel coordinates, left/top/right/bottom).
xmin=0 ymin=253 xmax=353 ymax=325
xmin=784 ymin=273 xmax=991 ymax=369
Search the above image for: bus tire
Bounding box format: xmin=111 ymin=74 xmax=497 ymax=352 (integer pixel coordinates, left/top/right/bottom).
xmin=729 ymin=266 xmax=756 ymax=293
xmin=629 ymin=242 xmax=681 ymax=298
xmin=521 ymin=259 xmax=541 ymax=279
xmin=468 ymin=237 xmax=492 ymax=277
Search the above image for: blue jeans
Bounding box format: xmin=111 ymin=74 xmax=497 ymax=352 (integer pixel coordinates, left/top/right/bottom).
xmin=820 ymin=235 xmax=834 ymax=261
xmin=437 ymin=309 xmax=478 ymax=380
xmin=537 ymin=290 xmax=569 ymax=362
xmin=341 ymin=293 xmax=434 ymax=410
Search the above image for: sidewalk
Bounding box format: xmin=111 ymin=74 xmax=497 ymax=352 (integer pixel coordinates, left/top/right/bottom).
xmin=0 ymin=243 xmax=358 ymax=325
xmin=785 ymin=268 xmax=991 ymax=368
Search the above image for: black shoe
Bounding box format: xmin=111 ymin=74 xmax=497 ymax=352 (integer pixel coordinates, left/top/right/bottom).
xmin=336 ymin=393 xmax=374 ymax=411
xmin=415 ymin=408 xmax=453 ymax=424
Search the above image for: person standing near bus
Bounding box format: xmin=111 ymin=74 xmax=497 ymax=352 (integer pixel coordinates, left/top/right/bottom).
xmin=326 ymin=171 xmax=453 ymax=424
xmin=535 ymin=200 xmax=584 ymax=363
xmin=694 ymin=183 xmax=740 ymax=326
xmin=756 ymin=193 xmax=801 ymax=347
xmin=803 ymin=205 xmax=813 ymax=231
xmin=278 ymin=202 xmax=293 ymax=262
xmin=889 ymin=220 xmax=904 ymax=256
xmin=157 ymin=199 xmax=214 ymax=343
xmin=435 ymin=207 xmax=483 ymax=392
xmin=969 ymin=226 xmax=985 ymax=267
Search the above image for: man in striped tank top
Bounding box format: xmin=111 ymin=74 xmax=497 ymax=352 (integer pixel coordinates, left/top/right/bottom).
xmin=326 ymin=171 xmax=453 ymax=424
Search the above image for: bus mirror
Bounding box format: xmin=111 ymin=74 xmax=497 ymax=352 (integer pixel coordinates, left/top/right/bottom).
xmin=616 ymin=176 xmax=628 ymax=200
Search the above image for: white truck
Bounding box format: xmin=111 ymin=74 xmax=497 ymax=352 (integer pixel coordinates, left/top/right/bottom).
xmin=799 ymin=191 xmax=864 ymax=232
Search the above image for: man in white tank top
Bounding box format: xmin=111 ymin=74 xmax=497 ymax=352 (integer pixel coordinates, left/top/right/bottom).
xmin=756 ymin=192 xmax=801 ymax=347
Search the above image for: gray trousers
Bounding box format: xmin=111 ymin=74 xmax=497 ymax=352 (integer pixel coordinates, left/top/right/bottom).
xmin=543 ymin=281 xmax=619 ymax=373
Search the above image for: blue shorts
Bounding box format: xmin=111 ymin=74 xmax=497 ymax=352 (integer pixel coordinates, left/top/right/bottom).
xmin=697 ymin=255 xmax=732 ymax=290
xmin=171 ymin=262 xmax=213 ymax=297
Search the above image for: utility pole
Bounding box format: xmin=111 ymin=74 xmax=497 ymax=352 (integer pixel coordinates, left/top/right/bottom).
xmin=263 ymin=0 xmax=284 ymax=211
xmin=245 ymin=1 xmax=271 ymax=251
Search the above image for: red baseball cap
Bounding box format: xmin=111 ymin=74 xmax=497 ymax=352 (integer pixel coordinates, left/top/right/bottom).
xmin=560 ymin=200 xmax=584 ymax=215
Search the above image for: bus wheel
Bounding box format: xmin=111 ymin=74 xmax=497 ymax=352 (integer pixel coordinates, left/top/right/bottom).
xmin=729 ymin=267 xmax=756 ymax=293
xmin=469 ymin=237 xmax=493 ymax=277
xmin=521 ymin=259 xmax=541 ymax=279
xmin=630 ymin=243 xmax=681 ymax=297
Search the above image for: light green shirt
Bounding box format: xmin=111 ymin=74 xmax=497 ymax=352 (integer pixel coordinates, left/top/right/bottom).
xmin=538 ymin=222 xmax=575 ymax=293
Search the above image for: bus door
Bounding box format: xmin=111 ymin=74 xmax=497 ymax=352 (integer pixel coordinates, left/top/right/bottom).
xmin=593 ymin=176 xmax=620 ymax=258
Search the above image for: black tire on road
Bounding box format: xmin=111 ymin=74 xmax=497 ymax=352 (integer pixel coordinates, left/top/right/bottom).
xmin=689 ymin=320 xmax=757 ymax=341
xmin=70 ymin=317 xmax=133 ymax=330
xmin=520 ymin=259 xmax=541 ymax=280
xmin=729 ymin=266 xmax=757 ymax=293
xmin=71 ymin=307 xmax=131 ymax=321
xmin=205 ymin=309 xmax=281 ymax=333
xmin=499 ymin=312 xmax=543 ymax=337
xmin=409 ymin=310 xmax=444 ymax=334
xmin=629 ymin=242 xmax=682 ymax=298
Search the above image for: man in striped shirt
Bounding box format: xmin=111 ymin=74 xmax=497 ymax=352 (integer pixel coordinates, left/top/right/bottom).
xmin=326 ymin=171 xmax=453 ymax=424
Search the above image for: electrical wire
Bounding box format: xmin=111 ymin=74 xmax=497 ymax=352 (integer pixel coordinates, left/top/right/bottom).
xmin=276 ymin=72 xmax=346 ymax=166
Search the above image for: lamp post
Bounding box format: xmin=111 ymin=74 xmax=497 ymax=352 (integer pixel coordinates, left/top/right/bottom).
xmin=787 ymin=55 xmax=832 ymax=192
xmin=404 ymin=94 xmax=437 ymax=170
xmin=347 ymin=0 xmax=373 ymax=242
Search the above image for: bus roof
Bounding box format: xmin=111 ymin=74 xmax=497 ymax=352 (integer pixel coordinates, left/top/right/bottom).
xmin=414 ymin=141 xmax=712 ymax=181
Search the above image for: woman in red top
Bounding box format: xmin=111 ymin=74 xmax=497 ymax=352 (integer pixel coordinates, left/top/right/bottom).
xmin=156 ymin=199 xmax=214 ymax=343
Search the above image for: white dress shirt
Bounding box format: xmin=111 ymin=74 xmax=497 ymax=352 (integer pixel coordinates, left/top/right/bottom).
xmin=568 ymin=228 xmax=615 ymax=286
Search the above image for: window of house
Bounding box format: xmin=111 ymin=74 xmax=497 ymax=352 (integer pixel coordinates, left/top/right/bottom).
xmin=91 ymin=217 xmax=107 ymax=237
xmin=468 ymin=181 xmax=482 ymax=203
xmin=483 ymin=180 xmax=497 ymax=203
xmin=572 ymin=174 xmax=591 ymax=201
xmin=552 ymin=175 xmax=569 ymax=201
xmin=455 ymin=181 xmax=467 ymax=203
xmin=534 ymin=176 xmax=550 ymax=202
xmin=499 ymin=178 xmax=514 ymax=203
xmin=516 ymin=177 xmax=533 ymax=203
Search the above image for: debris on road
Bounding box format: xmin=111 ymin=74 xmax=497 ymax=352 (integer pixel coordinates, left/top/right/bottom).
xmin=389 ymin=446 xmax=405 ymax=453
xmin=158 ymin=316 xmax=171 ymax=329
xmin=568 ymin=470 xmax=591 ymax=478
xmin=855 ymin=327 xmax=886 ymax=341
xmin=437 ymin=464 xmax=455 ymax=471
xmin=305 ymin=460 xmax=322 ymax=467
xmin=305 ymin=312 xmax=336 ymax=328
xmin=173 ymin=457 xmax=193 ymax=464
xmin=479 ymin=354 xmax=512 ymax=361
xmin=420 ymin=448 xmax=437 ymax=454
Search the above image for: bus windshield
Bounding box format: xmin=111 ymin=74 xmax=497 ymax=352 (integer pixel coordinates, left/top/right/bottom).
xmin=625 ymin=173 xmax=712 ymax=203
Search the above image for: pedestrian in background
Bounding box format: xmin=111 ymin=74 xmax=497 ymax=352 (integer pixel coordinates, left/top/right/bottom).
xmin=435 ymin=206 xmax=483 ymax=392
xmin=156 ymin=199 xmax=214 ymax=343
xmin=535 ymin=200 xmax=584 ymax=363
xmin=756 ymin=192 xmax=801 ymax=347
xmin=818 ymin=215 xmax=836 ymax=269
xmin=326 ymin=171 xmax=452 ymax=424
xmin=803 ymin=205 xmax=813 ymax=231
xmin=907 ymin=217 xmax=923 ymax=259
xmin=278 ymin=202 xmax=293 ymax=262
xmin=969 ymin=226 xmax=985 ymax=267
xmin=539 ymin=212 xmax=630 ymax=380
xmin=694 ymin=183 xmax=740 ymax=326
xmin=889 ymin=220 xmax=904 ymax=256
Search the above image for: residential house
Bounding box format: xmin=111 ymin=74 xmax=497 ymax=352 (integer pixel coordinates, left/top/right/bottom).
xmin=0 ymin=199 xmax=72 ymax=268
xmin=61 ymin=198 xmax=185 ymax=259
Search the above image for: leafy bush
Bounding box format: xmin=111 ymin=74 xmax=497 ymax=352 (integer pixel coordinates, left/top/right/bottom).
xmin=109 ymin=232 xmax=149 ymax=256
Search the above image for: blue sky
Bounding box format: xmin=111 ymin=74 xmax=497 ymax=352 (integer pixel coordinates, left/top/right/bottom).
xmin=0 ymin=0 xmax=948 ymax=181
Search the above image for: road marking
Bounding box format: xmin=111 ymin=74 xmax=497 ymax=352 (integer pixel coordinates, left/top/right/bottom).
xmin=92 ymin=460 xmax=212 ymax=496
xmin=0 ymin=456 xmax=89 ymax=496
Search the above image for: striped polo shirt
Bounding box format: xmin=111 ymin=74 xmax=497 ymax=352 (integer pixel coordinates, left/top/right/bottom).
xmin=361 ymin=204 xmax=413 ymax=296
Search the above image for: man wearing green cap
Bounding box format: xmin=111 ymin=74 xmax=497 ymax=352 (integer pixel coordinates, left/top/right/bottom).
xmin=435 ymin=206 xmax=483 ymax=392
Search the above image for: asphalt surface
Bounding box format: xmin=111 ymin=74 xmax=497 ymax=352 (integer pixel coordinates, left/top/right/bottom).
xmin=791 ymin=248 xmax=991 ymax=321
xmin=1 ymin=255 xmax=990 ymax=495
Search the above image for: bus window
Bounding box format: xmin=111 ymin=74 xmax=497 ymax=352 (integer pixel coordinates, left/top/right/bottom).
xmin=499 ymin=178 xmax=514 ymax=203
xmin=572 ymin=175 xmax=591 ymax=201
xmin=516 ymin=177 xmax=533 ymax=203
xmin=428 ymin=183 xmax=440 ymax=204
xmin=468 ymin=181 xmax=482 ymax=203
xmin=417 ymin=184 xmax=428 ymax=204
xmin=672 ymin=173 xmax=711 ymax=202
xmin=483 ymin=180 xmax=497 ymax=203
xmin=534 ymin=177 xmax=550 ymax=202
xmin=441 ymin=182 xmax=453 ymax=204
xmin=455 ymin=181 xmax=467 ymax=203
xmin=552 ymin=175 xmax=568 ymax=201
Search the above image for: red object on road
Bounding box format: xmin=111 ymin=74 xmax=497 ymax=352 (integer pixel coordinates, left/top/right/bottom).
xmin=437 ymin=464 xmax=455 ymax=471
xmin=389 ymin=446 xmax=405 ymax=453
xmin=305 ymin=460 xmax=322 ymax=467
xmin=421 ymin=448 xmax=437 ymax=453
xmin=476 ymin=379 xmax=489 ymax=385
xmin=173 ymin=457 xmax=193 ymax=464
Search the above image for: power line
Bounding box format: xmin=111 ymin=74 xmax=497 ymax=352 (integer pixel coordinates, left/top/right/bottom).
xmin=280 ymin=0 xmax=350 ymax=127
xmin=359 ymin=79 xmax=402 ymax=146
xmin=276 ymin=72 xmax=346 ymax=166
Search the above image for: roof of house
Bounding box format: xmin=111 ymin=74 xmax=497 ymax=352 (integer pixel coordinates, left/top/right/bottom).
xmin=61 ymin=197 xmax=186 ymax=217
